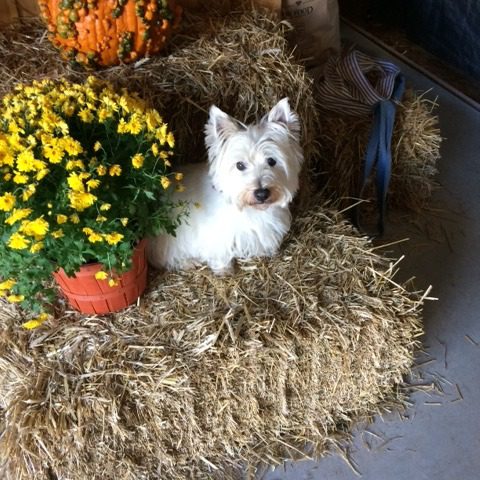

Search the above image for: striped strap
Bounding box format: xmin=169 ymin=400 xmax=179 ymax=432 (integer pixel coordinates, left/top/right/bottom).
xmin=317 ymin=50 xmax=405 ymax=236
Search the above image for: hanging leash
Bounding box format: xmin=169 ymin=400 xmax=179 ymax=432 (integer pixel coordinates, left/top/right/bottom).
xmin=317 ymin=50 xmax=406 ymax=237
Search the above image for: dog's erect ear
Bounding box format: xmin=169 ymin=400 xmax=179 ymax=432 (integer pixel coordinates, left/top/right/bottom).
xmin=207 ymin=105 xmax=243 ymax=140
xmin=264 ymin=98 xmax=301 ymax=140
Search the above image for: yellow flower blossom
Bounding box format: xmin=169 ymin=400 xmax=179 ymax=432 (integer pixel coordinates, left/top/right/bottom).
xmin=109 ymin=164 xmax=122 ymax=176
xmin=5 ymin=208 xmax=32 ymax=225
xmin=56 ymin=214 xmax=68 ymax=224
xmin=151 ymin=143 xmax=159 ymax=156
xmin=13 ymin=172 xmax=28 ymax=184
xmin=22 ymin=184 xmax=36 ymax=202
xmin=30 ymin=242 xmax=44 ymax=253
xmin=120 ymin=217 xmax=128 ymax=226
xmin=131 ymin=153 xmax=144 ymax=169
xmin=126 ymin=114 xmax=143 ymax=135
xmin=82 ymin=227 xmax=94 ymax=235
xmin=21 ymin=217 xmax=49 ymax=238
xmin=67 ymin=172 xmax=85 ymax=192
xmin=104 ymin=232 xmax=124 ymax=245
xmin=70 ymin=213 xmax=80 ymax=224
xmin=3 ymin=173 xmax=12 ymax=181
xmin=93 ymin=141 xmax=102 ymax=152
xmin=100 ymin=203 xmax=111 ymax=211
xmin=97 ymin=165 xmax=107 ymax=176
xmin=66 ymin=160 xmax=85 ymax=171
xmin=8 ymin=232 xmax=30 ymax=249
xmin=95 ymin=271 xmax=108 ymax=280
xmin=36 ymin=169 xmax=49 ymax=181
xmin=160 ymin=176 xmax=171 ymax=190
xmin=7 ymin=294 xmax=25 ymax=303
xmin=52 ymin=229 xmax=64 ymax=239
xmin=78 ymin=108 xmax=94 ymax=123
xmin=68 ymin=191 xmax=97 ymax=211
xmin=0 ymin=279 xmax=16 ymax=290
xmin=88 ymin=232 xmax=103 ymax=243
xmin=61 ymin=137 xmax=83 ymax=156
xmin=175 ymin=172 xmax=184 ymax=181
xmin=108 ymin=278 xmax=119 ymax=287
xmin=0 ymin=192 xmax=16 ymax=211
xmin=86 ymin=179 xmax=100 ymax=190
xmin=166 ymin=132 xmax=175 ymax=149
xmin=96 ymin=215 xmax=107 ymax=222
xmin=22 ymin=312 xmax=49 ymax=330
xmin=16 ymin=150 xmax=37 ymax=172
xmin=145 ymin=109 xmax=162 ymax=131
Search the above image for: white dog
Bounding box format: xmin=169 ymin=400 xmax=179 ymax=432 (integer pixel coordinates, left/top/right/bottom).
xmin=147 ymin=98 xmax=304 ymax=273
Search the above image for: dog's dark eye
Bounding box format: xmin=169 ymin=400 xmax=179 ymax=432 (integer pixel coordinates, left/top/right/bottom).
xmin=267 ymin=157 xmax=277 ymax=167
xmin=236 ymin=162 xmax=246 ymax=171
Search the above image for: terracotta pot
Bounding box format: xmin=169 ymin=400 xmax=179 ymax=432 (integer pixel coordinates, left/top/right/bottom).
xmin=53 ymin=239 xmax=148 ymax=314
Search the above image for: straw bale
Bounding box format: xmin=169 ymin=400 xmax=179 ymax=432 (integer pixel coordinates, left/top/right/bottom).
xmin=317 ymin=88 xmax=441 ymax=212
xmin=0 ymin=5 xmax=320 ymax=207
xmin=0 ymin=201 xmax=424 ymax=479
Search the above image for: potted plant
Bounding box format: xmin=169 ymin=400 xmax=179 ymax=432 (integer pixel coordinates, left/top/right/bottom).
xmin=0 ymin=76 xmax=184 ymax=327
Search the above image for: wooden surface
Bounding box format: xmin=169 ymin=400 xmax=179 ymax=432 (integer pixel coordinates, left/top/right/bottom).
xmin=0 ymin=0 xmax=39 ymax=23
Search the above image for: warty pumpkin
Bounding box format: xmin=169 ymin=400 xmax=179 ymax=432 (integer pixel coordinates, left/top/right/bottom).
xmin=38 ymin=0 xmax=182 ymax=66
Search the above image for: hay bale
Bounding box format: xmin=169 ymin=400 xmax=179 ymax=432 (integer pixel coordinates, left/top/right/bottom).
xmin=0 ymin=6 xmax=320 ymax=206
xmin=317 ymin=88 xmax=441 ymax=212
xmin=0 ymin=201 xmax=425 ymax=479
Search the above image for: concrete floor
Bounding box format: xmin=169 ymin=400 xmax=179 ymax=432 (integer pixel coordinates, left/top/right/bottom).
xmin=261 ymin=26 xmax=480 ymax=480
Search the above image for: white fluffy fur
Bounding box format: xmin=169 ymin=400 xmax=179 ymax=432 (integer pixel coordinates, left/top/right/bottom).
xmin=148 ymin=98 xmax=304 ymax=273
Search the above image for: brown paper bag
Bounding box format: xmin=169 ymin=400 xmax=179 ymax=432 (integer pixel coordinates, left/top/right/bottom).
xmin=282 ymin=0 xmax=340 ymax=68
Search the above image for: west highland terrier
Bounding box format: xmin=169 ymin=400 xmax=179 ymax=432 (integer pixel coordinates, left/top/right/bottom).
xmin=147 ymin=98 xmax=304 ymax=274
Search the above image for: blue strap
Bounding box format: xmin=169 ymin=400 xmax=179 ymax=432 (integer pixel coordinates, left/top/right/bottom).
xmin=356 ymin=73 xmax=406 ymax=236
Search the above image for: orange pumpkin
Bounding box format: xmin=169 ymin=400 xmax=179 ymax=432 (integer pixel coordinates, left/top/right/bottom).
xmin=38 ymin=0 xmax=182 ymax=66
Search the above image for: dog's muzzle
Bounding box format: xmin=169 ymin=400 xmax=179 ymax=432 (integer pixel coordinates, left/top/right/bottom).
xmin=253 ymin=188 xmax=270 ymax=203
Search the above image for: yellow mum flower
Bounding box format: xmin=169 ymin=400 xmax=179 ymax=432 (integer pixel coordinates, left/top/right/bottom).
xmin=78 ymin=108 xmax=94 ymax=123
xmin=8 ymin=232 xmax=30 ymax=249
xmin=131 ymin=153 xmax=144 ymax=169
xmin=62 ymin=137 xmax=83 ymax=156
xmin=100 ymin=203 xmax=111 ymax=211
xmin=97 ymin=108 xmax=110 ymax=122
xmin=22 ymin=217 xmax=49 ymax=238
xmin=88 ymin=232 xmax=103 ymax=243
xmin=30 ymin=242 xmax=44 ymax=253
xmin=151 ymin=143 xmax=159 ymax=156
xmin=175 ymin=172 xmax=184 ymax=181
xmin=109 ymin=164 xmax=122 ymax=176
xmin=160 ymin=176 xmax=171 ymax=190
xmin=126 ymin=114 xmax=143 ymax=135
xmin=56 ymin=214 xmax=68 ymax=224
xmin=3 ymin=173 xmax=12 ymax=181
xmin=7 ymin=294 xmax=25 ymax=303
xmin=120 ymin=217 xmax=128 ymax=226
xmin=0 ymin=279 xmax=16 ymax=290
xmin=82 ymin=227 xmax=94 ymax=235
xmin=166 ymin=132 xmax=175 ymax=149
xmin=108 ymin=278 xmax=119 ymax=287
xmin=66 ymin=160 xmax=85 ymax=170
xmin=16 ymin=150 xmax=36 ymax=172
xmin=145 ymin=109 xmax=162 ymax=131
xmin=96 ymin=215 xmax=107 ymax=222
xmin=22 ymin=312 xmax=49 ymax=330
xmin=93 ymin=141 xmax=102 ymax=152
xmin=5 ymin=208 xmax=32 ymax=225
xmin=97 ymin=165 xmax=107 ymax=176
xmin=13 ymin=172 xmax=28 ymax=184
xmin=22 ymin=184 xmax=36 ymax=202
xmin=43 ymin=143 xmax=64 ymax=164
xmin=67 ymin=172 xmax=85 ymax=192
xmin=0 ymin=192 xmax=16 ymax=211
xmin=86 ymin=179 xmax=100 ymax=190
xmin=36 ymin=169 xmax=49 ymax=181
xmin=52 ymin=229 xmax=64 ymax=239
xmin=95 ymin=271 xmax=108 ymax=280
xmin=117 ymin=118 xmax=129 ymax=134
xmin=104 ymin=232 xmax=124 ymax=245
xmin=70 ymin=213 xmax=80 ymax=224
xmin=68 ymin=191 xmax=97 ymax=211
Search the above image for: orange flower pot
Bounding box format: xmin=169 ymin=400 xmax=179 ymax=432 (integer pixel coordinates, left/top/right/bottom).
xmin=53 ymin=239 xmax=148 ymax=315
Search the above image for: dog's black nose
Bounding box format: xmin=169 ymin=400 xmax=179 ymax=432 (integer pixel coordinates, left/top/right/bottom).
xmin=254 ymin=188 xmax=270 ymax=202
